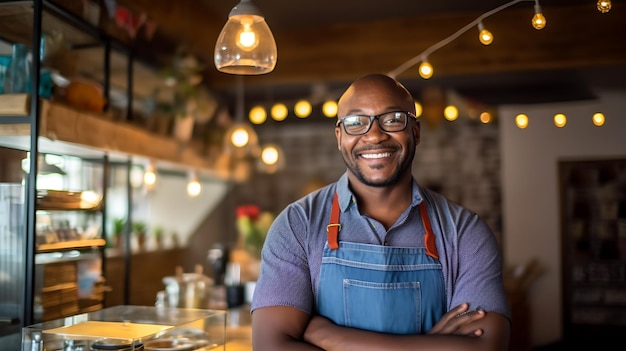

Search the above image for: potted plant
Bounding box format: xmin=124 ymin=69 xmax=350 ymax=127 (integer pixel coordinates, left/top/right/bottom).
xmin=111 ymin=218 xmax=125 ymax=250
xmin=132 ymin=221 xmax=148 ymax=251
xmin=153 ymin=225 xmax=165 ymax=250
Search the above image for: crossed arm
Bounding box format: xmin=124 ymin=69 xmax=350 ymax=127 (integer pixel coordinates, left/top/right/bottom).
xmin=252 ymin=303 xmax=510 ymax=351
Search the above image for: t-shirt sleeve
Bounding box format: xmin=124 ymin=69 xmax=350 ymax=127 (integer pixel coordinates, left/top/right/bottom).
xmin=250 ymin=203 xmax=315 ymax=315
xmin=448 ymin=213 xmax=511 ymax=320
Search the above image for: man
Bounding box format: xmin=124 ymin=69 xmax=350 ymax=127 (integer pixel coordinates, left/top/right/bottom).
xmin=251 ymin=73 xmax=511 ymax=350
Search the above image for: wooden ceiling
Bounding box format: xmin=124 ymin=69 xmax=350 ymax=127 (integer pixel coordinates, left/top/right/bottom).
xmin=113 ymin=0 xmax=626 ymax=106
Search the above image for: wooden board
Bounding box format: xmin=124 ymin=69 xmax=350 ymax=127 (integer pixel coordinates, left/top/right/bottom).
xmin=43 ymin=320 xmax=173 ymax=340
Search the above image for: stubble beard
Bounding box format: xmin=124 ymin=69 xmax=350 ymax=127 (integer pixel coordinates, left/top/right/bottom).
xmin=341 ymin=145 xmax=415 ymax=188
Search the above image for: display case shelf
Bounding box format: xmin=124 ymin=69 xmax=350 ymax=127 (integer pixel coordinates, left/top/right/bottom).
xmin=22 ymin=305 xmax=227 ymax=351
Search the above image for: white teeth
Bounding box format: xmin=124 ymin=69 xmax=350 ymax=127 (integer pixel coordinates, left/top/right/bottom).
xmin=361 ymin=152 xmax=391 ymax=159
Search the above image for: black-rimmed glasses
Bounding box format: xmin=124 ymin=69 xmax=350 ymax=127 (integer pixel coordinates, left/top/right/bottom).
xmin=336 ymin=111 xmax=416 ymax=136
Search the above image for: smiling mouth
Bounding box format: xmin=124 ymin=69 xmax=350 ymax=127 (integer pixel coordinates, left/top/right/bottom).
xmin=360 ymin=152 xmax=392 ymax=159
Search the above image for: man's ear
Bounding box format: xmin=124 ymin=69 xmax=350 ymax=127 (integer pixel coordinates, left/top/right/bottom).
xmin=335 ymin=126 xmax=342 ymax=150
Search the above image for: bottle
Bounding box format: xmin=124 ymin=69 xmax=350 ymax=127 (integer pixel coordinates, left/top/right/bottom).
xmin=4 ymin=43 xmax=30 ymax=94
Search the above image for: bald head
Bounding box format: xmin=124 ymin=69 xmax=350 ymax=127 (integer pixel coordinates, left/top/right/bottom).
xmin=337 ymin=74 xmax=415 ymax=118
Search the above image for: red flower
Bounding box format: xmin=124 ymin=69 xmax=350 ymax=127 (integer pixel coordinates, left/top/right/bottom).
xmin=236 ymin=204 xmax=260 ymax=221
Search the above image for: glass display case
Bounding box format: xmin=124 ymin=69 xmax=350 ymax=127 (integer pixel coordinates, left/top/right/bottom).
xmin=22 ymin=305 xmax=227 ymax=351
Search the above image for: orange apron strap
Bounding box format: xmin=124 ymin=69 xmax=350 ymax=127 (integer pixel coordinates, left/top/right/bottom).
xmin=326 ymin=192 xmax=341 ymax=250
xmin=419 ymin=202 xmax=439 ymax=259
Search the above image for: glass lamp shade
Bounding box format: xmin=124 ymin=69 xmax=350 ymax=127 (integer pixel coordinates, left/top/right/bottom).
xmin=214 ymin=0 xmax=277 ymax=75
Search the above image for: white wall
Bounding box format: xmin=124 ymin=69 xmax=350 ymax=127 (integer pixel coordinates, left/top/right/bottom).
xmin=499 ymin=89 xmax=626 ymax=346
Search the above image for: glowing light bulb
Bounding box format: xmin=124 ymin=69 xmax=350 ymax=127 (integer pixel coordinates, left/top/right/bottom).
xmin=418 ymin=61 xmax=433 ymax=79
xmin=597 ymin=0 xmax=611 ymax=13
xmin=444 ymin=105 xmax=458 ymax=121
xmin=477 ymin=22 xmax=493 ymax=45
xmin=479 ymin=112 xmax=492 ymax=124
xmin=231 ymin=127 xmax=250 ymax=147
xmin=236 ymin=17 xmax=259 ymax=51
xmin=249 ymin=105 xmax=267 ymax=124
xmin=144 ymin=163 xmax=156 ymax=187
xmin=554 ymin=113 xmax=566 ymax=128
xmin=515 ymin=114 xmax=529 ymax=129
xmin=187 ymin=173 xmax=201 ymax=197
xmin=294 ymin=100 xmax=312 ymax=118
xmin=414 ymin=101 xmax=422 ymax=118
xmin=532 ymin=3 xmax=546 ymax=30
xmin=271 ymin=103 xmax=288 ymax=121
xmin=261 ymin=145 xmax=279 ymax=165
xmin=322 ymin=100 xmax=338 ymax=117
xmin=592 ymin=112 xmax=605 ymax=126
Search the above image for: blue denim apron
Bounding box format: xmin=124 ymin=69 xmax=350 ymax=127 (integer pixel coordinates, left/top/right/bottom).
xmin=316 ymin=193 xmax=445 ymax=334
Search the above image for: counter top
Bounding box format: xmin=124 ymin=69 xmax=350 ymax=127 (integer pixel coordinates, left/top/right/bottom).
xmin=224 ymin=305 xmax=252 ymax=351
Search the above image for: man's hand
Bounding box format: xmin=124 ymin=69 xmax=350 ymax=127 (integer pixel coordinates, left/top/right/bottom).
xmin=303 ymin=303 xmax=488 ymax=350
xmin=428 ymin=303 xmax=486 ymax=336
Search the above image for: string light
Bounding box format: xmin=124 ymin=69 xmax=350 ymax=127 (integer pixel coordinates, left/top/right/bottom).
xmin=388 ymin=0 xmax=546 ymax=80
xmin=531 ymin=0 xmax=547 ymax=30
xmin=597 ymin=0 xmax=611 ymax=13
xmin=418 ymin=60 xmax=434 ymax=79
xmin=554 ymin=113 xmax=567 ymax=128
xmin=443 ymin=105 xmax=459 ymax=121
xmin=322 ymin=100 xmax=338 ymax=117
xmin=515 ymin=114 xmax=529 ymax=129
xmin=249 ymin=105 xmax=267 ymax=124
xmin=479 ymin=111 xmax=493 ymax=124
xmin=271 ymin=103 xmax=288 ymax=121
xmin=294 ymin=100 xmax=312 ymax=118
xmin=477 ymin=21 xmax=494 ymax=45
xmin=592 ymin=112 xmax=605 ymax=126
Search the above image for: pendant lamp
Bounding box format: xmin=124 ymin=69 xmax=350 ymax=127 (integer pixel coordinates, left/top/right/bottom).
xmin=214 ymin=0 xmax=277 ymax=75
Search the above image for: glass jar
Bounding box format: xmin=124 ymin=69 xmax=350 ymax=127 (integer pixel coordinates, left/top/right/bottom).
xmin=4 ymin=43 xmax=30 ymax=94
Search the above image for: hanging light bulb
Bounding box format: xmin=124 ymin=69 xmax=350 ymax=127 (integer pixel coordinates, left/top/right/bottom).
xmin=322 ymin=100 xmax=338 ymax=117
xmin=477 ymin=21 xmax=493 ymax=45
xmin=261 ymin=145 xmax=279 ymax=165
xmin=144 ymin=161 xmax=157 ymax=189
xmin=418 ymin=60 xmax=433 ymax=79
xmin=592 ymin=112 xmax=605 ymax=126
xmin=597 ymin=0 xmax=611 ymax=13
xmin=443 ymin=105 xmax=458 ymax=121
xmin=271 ymin=103 xmax=288 ymax=121
xmin=186 ymin=171 xmax=201 ymax=197
xmin=224 ymin=76 xmax=260 ymax=160
xmin=214 ymin=0 xmax=277 ymax=75
xmin=531 ymin=1 xmax=547 ymax=30
xmin=479 ymin=111 xmax=492 ymax=124
xmin=515 ymin=114 xmax=529 ymax=129
xmin=294 ymin=100 xmax=312 ymax=118
xmin=231 ymin=125 xmax=250 ymax=147
xmin=258 ymin=143 xmax=285 ymax=174
xmin=249 ymin=105 xmax=267 ymax=124
xmin=554 ymin=113 xmax=567 ymax=128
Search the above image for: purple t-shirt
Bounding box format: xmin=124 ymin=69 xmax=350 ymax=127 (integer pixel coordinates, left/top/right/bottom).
xmin=251 ymin=172 xmax=511 ymax=321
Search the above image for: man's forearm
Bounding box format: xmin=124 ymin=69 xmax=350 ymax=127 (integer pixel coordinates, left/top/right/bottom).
xmin=304 ymin=309 xmax=510 ymax=351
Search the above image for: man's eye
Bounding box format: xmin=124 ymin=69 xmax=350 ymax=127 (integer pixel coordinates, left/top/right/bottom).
xmin=345 ymin=118 xmax=365 ymax=126
xmin=383 ymin=117 xmax=403 ymax=125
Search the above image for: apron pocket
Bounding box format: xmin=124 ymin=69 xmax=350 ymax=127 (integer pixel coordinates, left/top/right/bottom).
xmin=343 ymin=279 xmax=422 ymax=334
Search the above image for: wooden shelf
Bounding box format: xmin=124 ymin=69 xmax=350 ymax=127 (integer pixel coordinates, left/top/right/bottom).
xmin=37 ymin=238 xmax=106 ymax=253
xmin=0 ymin=95 xmax=226 ymax=178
